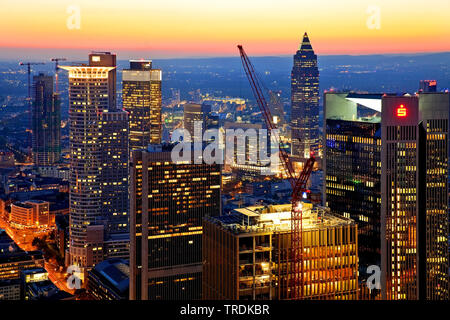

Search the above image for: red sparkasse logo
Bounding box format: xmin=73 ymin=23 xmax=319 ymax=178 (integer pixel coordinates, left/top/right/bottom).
xmin=396 ymin=104 xmax=407 ymax=117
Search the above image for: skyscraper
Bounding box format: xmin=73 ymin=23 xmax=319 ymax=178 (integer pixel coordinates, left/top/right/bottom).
xmin=290 ymin=32 xmax=320 ymax=161
xmin=32 ymin=73 xmax=61 ymax=166
xmin=129 ymin=144 xmax=221 ymax=300
xmin=183 ymin=103 xmax=211 ymax=139
xmin=381 ymin=93 xmax=449 ymax=300
xmin=324 ymin=92 xmax=382 ymax=297
xmin=61 ymin=52 xmax=129 ymax=274
xmin=122 ymin=60 xmax=162 ymax=150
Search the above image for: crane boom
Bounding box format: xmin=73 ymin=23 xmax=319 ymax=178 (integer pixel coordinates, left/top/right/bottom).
xmin=51 ymin=58 xmax=67 ymax=94
xmin=237 ymin=45 xmax=315 ymax=299
xmin=237 ymin=45 xmax=296 ymax=188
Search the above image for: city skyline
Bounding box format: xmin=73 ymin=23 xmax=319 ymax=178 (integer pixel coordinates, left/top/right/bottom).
xmin=0 ymin=1 xmax=449 ymax=306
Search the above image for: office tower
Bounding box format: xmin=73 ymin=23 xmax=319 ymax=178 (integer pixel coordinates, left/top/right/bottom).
xmin=203 ymin=203 xmax=358 ymax=300
xmin=99 ymin=111 xmax=129 ymax=236
xmin=129 ymin=144 xmax=221 ymax=300
xmin=183 ymin=103 xmax=211 ymax=139
xmin=32 ymin=73 xmax=61 ymax=166
xmin=324 ymin=92 xmax=382 ymax=296
xmin=123 ymin=60 xmax=162 ymax=150
xmin=291 ymin=32 xmax=320 ymax=161
xmin=419 ymin=80 xmax=437 ymax=93
xmin=381 ymin=93 xmax=450 ymax=300
xmin=61 ymin=52 xmax=129 ymax=273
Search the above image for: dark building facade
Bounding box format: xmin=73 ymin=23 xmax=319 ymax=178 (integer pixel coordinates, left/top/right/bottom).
xmin=290 ymin=32 xmax=319 ymax=161
xmin=324 ymin=92 xmax=382 ymax=297
xmin=381 ymin=93 xmax=450 ymax=300
xmin=129 ymin=145 xmax=221 ymax=300
xmin=32 ymin=73 xmax=61 ymax=166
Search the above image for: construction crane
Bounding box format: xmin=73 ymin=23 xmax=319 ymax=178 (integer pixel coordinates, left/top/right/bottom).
xmin=19 ymin=62 xmax=45 ymax=108
xmin=51 ymin=58 xmax=67 ymax=93
xmin=237 ymin=45 xmax=315 ymax=300
xmin=19 ymin=61 xmax=45 ymax=140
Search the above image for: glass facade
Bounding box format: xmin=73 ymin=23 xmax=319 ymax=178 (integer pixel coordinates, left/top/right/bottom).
xmin=32 ymin=73 xmax=61 ymax=166
xmin=381 ymin=94 xmax=449 ymax=300
xmin=123 ymin=60 xmax=162 ymax=150
xmin=325 ymin=120 xmax=381 ymax=283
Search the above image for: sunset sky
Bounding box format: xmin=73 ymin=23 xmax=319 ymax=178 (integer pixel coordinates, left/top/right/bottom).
xmin=1 ymin=0 xmax=449 ymax=59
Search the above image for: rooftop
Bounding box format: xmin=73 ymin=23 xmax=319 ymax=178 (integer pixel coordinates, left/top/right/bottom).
xmin=208 ymin=202 xmax=354 ymax=235
xmin=89 ymin=258 xmax=129 ymax=294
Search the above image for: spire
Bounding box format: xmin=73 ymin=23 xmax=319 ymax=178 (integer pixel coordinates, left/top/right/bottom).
xmin=299 ymin=32 xmax=313 ymax=52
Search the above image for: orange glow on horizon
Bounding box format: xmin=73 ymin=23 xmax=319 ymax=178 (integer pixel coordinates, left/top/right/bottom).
xmin=0 ymin=0 xmax=449 ymax=58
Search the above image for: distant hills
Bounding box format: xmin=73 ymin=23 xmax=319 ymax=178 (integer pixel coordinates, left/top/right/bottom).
xmin=1 ymin=52 xmax=449 ymax=105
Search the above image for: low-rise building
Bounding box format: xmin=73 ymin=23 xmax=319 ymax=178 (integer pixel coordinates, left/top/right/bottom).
xmin=87 ymin=259 xmax=129 ymax=300
xmin=0 ymin=250 xmax=44 ymax=280
xmin=203 ymin=202 xmax=358 ymax=300
xmin=10 ymin=200 xmax=52 ymax=229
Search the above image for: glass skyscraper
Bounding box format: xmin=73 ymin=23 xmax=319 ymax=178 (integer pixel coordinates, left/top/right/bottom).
xmin=381 ymin=93 xmax=449 ymax=300
xmin=324 ymin=92 xmax=382 ymax=299
xmin=122 ymin=60 xmax=162 ymax=150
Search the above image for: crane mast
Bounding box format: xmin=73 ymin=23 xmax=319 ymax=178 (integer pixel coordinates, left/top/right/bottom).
xmin=237 ymin=45 xmax=315 ymax=299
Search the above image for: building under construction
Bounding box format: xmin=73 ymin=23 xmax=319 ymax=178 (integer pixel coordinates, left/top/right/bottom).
xmin=203 ymin=202 xmax=358 ymax=300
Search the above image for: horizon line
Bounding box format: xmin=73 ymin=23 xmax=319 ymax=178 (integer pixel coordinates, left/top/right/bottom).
xmin=0 ymin=48 xmax=449 ymax=62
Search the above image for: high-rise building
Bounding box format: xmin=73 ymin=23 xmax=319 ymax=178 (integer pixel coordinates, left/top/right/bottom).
xmin=203 ymin=203 xmax=358 ymax=300
xmin=290 ymin=32 xmax=320 ymax=161
xmin=123 ymin=60 xmax=162 ymax=150
xmin=129 ymin=144 xmax=221 ymax=300
xmin=381 ymin=93 xmax=450 ymax=300
xmin=419 ymin=80 xmax=437 ymax=93
xmin=60 ymin=52 xmax=129 ymax=274
xmin=183 ymin=103 xmax=211 ymax=139
xmin=32 ymin=73 xmax=61 ymax=166
xmin=324 ymin=92 xmax=382 ymax=296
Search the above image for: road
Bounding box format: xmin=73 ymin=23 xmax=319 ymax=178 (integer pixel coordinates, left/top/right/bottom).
xmin=0 ymin=215 xmax=74 ymax=295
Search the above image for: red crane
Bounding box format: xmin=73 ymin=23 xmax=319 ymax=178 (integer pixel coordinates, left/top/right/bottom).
xmin=238 ymin=45 xmax=315 ymax=299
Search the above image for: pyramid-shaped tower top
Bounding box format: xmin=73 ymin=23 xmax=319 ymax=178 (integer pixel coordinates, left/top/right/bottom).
xmin=299 ymin=32 xmax=313 ymax=52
